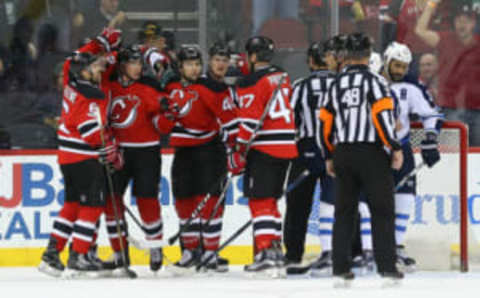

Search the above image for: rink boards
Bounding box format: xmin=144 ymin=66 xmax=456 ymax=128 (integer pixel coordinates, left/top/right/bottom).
xmin=0 ymin=150 xmax=480 ymax=267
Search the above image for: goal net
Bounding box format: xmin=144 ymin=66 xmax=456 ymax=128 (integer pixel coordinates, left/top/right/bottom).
xmin=406 ymin=121 xmax=471 ymax=271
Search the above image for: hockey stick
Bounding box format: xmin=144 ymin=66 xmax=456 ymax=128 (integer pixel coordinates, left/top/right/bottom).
xmin=95 ymin=109 xmax=137 ymax=279
xmin=167 ymin=172 xmax=229 ymax=246
xmin=285 ymin=169 xmax=310 ymax=194
xmin=196 ymin=167 xmax=306 ymax=271
xmin=395 ymin=162 xmax=425 ymax=191
xmin=196 ymin=219 xmax=253 ymax=272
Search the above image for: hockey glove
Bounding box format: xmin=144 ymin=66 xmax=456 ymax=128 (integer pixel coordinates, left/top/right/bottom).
xmin=159 ymin=96 xmax=180 ymax=121
xmin=297 ymin=138 xmax=325 ymax=176
xmin=227 ymin=147 xmax=246 ymax=176
xmin=96 ymin=27 xmax=122 ymax=52
xmin=99 ymin=136 xmax=124 ymax=172
xmin=420 ymin=132 xmax=440 ymax=168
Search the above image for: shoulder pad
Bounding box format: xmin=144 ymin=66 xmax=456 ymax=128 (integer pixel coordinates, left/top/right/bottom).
xmin=196 ymin=76 xmax=228 ymax=92
xmin=70 ymin=80 xmax=105 ymax=100
xmin=138 ymin=76 xmax=164 ymax=92
xmin=237 ymin=65 xmax=286 ymax=88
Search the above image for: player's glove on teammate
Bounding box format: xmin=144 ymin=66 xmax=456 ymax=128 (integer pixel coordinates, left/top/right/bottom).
xmin=297 ymin=138 xmax=325 ymax=176
xmin=420 ymin=132 xmax=440 ymax=168
xmin=99 ymin=132 xmax=124 ymax=172
xmin=96 ymin=27 xmax=122 ymax=51
xmin=227 ymin=145 xmax=246 ymax=176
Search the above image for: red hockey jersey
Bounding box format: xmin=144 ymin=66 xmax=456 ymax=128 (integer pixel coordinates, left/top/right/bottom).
xmin=108 ymin=76 xmax=167 ymax=147
xmin=166 ymin=75 xmax=238 ymax=147
xmin=57 ymin=41 xmax=111 ymax=165
xmin=236 ymin=66 xmax=298 ymax=159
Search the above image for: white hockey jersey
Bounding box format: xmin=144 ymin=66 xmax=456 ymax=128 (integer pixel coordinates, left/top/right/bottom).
xmin=390 ymin=81 xmax=443 ymax=143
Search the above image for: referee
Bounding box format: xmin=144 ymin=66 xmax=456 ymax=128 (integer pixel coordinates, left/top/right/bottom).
xmin=283 ymin=40 xmax=337 ymax=267
xmin=318 ymin=33 xmax=404 ymax=283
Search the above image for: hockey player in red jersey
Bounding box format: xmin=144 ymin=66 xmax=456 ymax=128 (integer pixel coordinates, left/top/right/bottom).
xmin=104 ymin=44 xmax=172 ymax=273
xmin=38 ymin=29 xmax=123 ymax=278
xmin=233 ymin=36 xmax=298 ymax=274
xmin=166 ymin=45 xmax=238 ymax=274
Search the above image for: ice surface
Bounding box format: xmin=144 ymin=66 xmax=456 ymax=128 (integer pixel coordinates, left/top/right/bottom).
xmin=0 ymin=266 xmax=479 ymax=298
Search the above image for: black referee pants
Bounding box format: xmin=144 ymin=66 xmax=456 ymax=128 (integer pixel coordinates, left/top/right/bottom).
xmin=332 ymin=143 xmax=397 ymax=274
xmin=283 ymin=158 xmax=317 ymax=263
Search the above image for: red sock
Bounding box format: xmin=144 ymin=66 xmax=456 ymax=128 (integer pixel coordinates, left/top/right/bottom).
xmin=199 ymin=195 xmax=224 ymax=251
xmin=52 ymin=201 xmax=79 ymax=251
xmin=137 ymin=197 xmax=163 ymax=240
xmin=72 ymin=206 xmax=104 ymax=254
xmin=175 ymin=197 xmax=200 ymax=250
xmin=248 ymin=197 xmax=281 ymax=252
xmin=105 ymin=195 xmax=127 ymax=252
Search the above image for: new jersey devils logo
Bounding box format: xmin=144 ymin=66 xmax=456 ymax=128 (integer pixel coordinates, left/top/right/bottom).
xmin=169 ymin=89 xmax=199 ymax=118
xmin=110 ymin=95 xmax=140 ymax=128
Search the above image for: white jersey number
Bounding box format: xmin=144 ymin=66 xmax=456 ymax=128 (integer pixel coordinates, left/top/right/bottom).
xmin=268 ymin=88 xmax=291 ymax=123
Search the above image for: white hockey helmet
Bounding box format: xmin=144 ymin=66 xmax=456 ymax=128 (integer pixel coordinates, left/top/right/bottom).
xmin=383 ymin=42 xmax=412 ymax=67
xmin=369 ymin=52 xmax=383 ymax=74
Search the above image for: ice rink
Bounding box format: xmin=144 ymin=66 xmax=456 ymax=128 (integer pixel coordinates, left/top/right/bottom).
xmin=1 ymin=266 xmax=479 ymax=298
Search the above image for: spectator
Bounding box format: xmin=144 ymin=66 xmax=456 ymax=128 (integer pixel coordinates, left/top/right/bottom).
xmin=36 ymin=23 xmax=68 ymax=92
xmin=37 ymin=61 xmax=63 ymax=131
xmin=72 ymin=0 xmax=126 ymax=46
xmin=138 ymin=21 xmax=166 ymax=51
xmin=252 ymin=0 xmax=299 ymax=35
xmin=418 ymin=52 xmax=439 ymax=100
xmin=9 ymin=16 xmax=37 ymax=91
xmin=416 ymin=1 xmax=480 ymax=146
xmin=0 ymin=45 xmax=10 ymax=92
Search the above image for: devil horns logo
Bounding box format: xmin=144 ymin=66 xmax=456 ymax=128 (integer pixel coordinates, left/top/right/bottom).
xmin=110 ymin=95 xmax=140 ymax=128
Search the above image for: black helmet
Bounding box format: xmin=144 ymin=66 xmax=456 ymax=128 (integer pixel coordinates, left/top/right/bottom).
xmin=307 ymin=41 xmax=327 ymax=65
xmin=346 ymin=33 xmax=372 ymax=58
xmin=177 ymin=45 xmax=202 ymax=63
xmin=117 ymin=44 xmax=143 ymax=64
xmin=209 ymin=42 xmax=230 ymax=58
xmin=324 ymin=34 xmax=348 ymax=53
xmin=245 ymin=36 xmax=275 ymax=62
xmin=69 ymin=52 xmax=98 ymax=76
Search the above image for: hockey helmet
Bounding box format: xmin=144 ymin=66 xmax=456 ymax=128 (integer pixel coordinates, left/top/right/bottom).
xmin=209 ymin=42 xmax=231 ymax=58
xmin=245 ymin=36 xmax=275 ymax=62
xmin=177 ymin=45 xmax=203 ymax=63
xmin=307 ymin=41 xmax=327 ymax=65
xmin=383 ymin=41 xmax=412 ymax=67
xmin=345 ymin=32 xmax=372 ymax=56
xmin=117 ymin=44 xmax=143 ymax=64
xmin=69 ymin=52 xmax=99 ymax=76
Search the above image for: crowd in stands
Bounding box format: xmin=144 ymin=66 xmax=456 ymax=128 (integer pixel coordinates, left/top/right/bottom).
xmin=1 ymin=0 xmax=480 ymax=148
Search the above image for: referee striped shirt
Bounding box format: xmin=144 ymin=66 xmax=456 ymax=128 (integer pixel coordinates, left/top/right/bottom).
xmin=291 ymin=70 xmax=336 ymax=141
xmin=318 ymin=64 xmax=400 ymax=159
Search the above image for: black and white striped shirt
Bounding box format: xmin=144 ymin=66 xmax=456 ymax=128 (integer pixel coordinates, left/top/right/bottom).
xmin=291 ymin=70 xmax=336 ymax=141
xmin=319 ymin=64 xmax=400 ymax=158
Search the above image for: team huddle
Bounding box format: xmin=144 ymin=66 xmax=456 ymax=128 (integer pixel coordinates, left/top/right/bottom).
xmin=36 ymin=27 xmax=443 ymax=283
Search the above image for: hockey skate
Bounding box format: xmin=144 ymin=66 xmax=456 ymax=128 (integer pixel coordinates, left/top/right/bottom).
xmin=310 ymin=251 xmax=333 ymax=277
xmin=396 ymin=245 xmax=416 ymax=273
xmin=333 ymin=272 xmax=355 ymax=288
xmin=150 ymin=247 xmax=163 ymax=272
xmin=197 ymin=251 xmax=229 ymax=273
xmin=380 ymin=270 xmax=404 ymax=288
xmin=102 ymin=250 xmax=137 ymax=278
xmin=64 ymin=250 xmax=105 ymax=279
xmin=244 ymin=247 xmax=282 ymax=278
xmin=170 ymin=248 xmax=201 ymax=276
xmin=351 ymin=250 xmax=376 ymax=276
xmin=38 ymin=238 xmax=65 ymax=278
xmin=86 ymin=244 xmax=104 ymax=268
